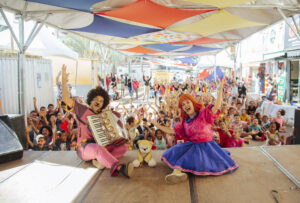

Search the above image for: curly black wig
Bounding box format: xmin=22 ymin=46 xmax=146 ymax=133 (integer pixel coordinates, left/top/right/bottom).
xmin=86 ymin=86 xmax=110 ymax=110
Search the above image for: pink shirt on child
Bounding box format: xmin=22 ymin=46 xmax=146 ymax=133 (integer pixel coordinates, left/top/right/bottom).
xmin=228 ymin=137 xmax=244 ymax=147
xmin=275 ymin=117 xmax=284 ymax=127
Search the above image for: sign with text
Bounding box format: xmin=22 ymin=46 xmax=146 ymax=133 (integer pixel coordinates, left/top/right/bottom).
xmin=277 ymin=74 xmax=286 ymax=101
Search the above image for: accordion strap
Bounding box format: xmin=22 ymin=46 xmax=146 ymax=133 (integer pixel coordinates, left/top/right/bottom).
xmin=77 ymin=116 xmax=92 ymax=134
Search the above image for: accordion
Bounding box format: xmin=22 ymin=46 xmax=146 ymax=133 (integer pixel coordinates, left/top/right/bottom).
xmin=86 ymin=110 xmax=128 ymax=147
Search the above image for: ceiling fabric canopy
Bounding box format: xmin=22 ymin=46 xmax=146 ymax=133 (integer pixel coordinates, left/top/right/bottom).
xmin=174 ymin=37 xmax=238 ymax=45
xmin=27 ymin=0 xmax=104 ymax=12
xmin=169 ymin=10 xmax=267 ymax=36
xmin=143 ymin=43 xmax=186 ymax=52
xmin=70 ymin=15 xmax=161 ymax=38
xmin=175 ymin=46 xmax=220 ymax=54
xmin=0 ymin=0 xmax=299 ymax=57
xmin=121 ymin=46 xmax=162 ymax=54
xmin=183 ymin=0 xmax=253 ymax=8
xmin=97 ymin=0 xmax=215 ymax=29
xmin=131 ymin=30 xmax=200 ymax=43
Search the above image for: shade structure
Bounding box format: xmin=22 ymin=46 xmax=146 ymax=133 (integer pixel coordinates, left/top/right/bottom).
xmin=174 ymin=37 xmax=238 ymax=45
xmin=183 ymin=0 xmax=253 ymax=8
xmin=97 ymin=0 xmax=215 ymax=29
xmin=204 ymin=66 xmax=224 ymax=82
xmin=28 ymin=0 xmax=104 ymax=12
xmin=175 ymin=46 xmax=219 ymax=54
xmin=120 ymin=46 xmax=162 ymax=54
xmin=105 ymin=38 xmax=157 ymax=46
xmin=175 ymin=56 xmax=197 ymax=64
xmin=143 ymin=43 xmax=186 ymax=52
xmin=70 ymin=15 xmax=161 ymax=38
xmin=198 ymin=69 xmax=210 ymax=79
xmin=131 ymin=30 xmax=200 ymax=43
xmin=170 ymin=10 xmax=266 ymax=36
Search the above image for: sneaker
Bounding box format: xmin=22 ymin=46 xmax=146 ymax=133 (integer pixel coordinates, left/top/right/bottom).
xmin=92 ymin=159 xmax=105 ymax=170
xmin=165 ymin=170 xmax=188 ymax=184
xmin=119 ymin=162 xmax=134 ymax=178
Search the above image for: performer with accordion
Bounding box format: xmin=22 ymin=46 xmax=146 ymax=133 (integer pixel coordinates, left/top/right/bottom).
xmin=61 ymin=65 xmax=134 ymax=178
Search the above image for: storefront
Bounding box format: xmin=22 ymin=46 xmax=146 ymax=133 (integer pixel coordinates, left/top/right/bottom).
xmin=285 ymin=14 xmax=300 ymax=105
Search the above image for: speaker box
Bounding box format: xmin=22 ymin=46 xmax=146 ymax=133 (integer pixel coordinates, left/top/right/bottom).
xmin=0 ymin=115 xmax=26 ymax=148
xmin=0 ymin=119 xmax=23 ymax=163
xmin=294 ymin=109 xmax=300 ymax=144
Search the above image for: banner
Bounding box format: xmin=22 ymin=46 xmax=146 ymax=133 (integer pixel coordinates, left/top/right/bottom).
xmin=262 ymin=21 xmax=285 ymax=60
xmin=277 ymin=74 xmax=286 ymax=101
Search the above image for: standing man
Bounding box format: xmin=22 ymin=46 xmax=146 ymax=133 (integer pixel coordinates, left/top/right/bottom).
xmin=143 ymin=71 xmax=152 ymax=101
xmin=105 ymin=74 xmax=111 ymax=92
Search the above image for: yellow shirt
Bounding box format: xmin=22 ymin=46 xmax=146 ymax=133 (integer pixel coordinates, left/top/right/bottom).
xmin=240 ymin=114 xmax=249 ymax=122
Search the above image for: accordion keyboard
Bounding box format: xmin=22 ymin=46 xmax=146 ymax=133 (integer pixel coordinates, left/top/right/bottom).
xmin=87 ymin=115 xmax=110 ymax=146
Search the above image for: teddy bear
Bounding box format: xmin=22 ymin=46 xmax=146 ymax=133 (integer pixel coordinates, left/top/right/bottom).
xmin=132 ymin=140 xmax=156 ymax=167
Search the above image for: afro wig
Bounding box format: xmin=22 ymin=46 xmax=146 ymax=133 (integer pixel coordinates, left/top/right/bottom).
xmin=86 ymin=86 xmax=110 ymax=110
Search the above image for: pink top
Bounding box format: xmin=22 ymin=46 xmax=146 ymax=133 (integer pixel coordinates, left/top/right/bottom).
xmin=74 ymin=101 xmax=97 ymax=144
xmin=228 ymin=137 xmax=244 ymax=147
xmin=275 ymin=117 xmax=284 ymax=127
xmin=174 ymin=104 xmax=220 ymax=143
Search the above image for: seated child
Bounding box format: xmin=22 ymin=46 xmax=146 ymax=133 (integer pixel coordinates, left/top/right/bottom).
xmin=247 ymin=119 xmax=263 ymax=140
xmin=228 ymin=128 xmax=244 ymax=147
xmin=261 ymin=115 xmax=270 ymax=132
xmin=266 ymin=122 xmax=282 ymax=146
xmin=240 ymin=109 xmax=249 ymax=122
xmin=55 ymin=130 xmax=70 ymax=150
xmin=216 ymin=121 xmax=233 ymax=148
xmin=154 ymin=129 xmax=167 ymax=150
xmin=273 ymin=109 xmax=286 ymax=132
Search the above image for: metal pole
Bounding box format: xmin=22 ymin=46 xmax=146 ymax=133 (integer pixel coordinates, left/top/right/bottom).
xmin=128 ymin=59 xmax=131 ymax=77
xmin=141 ymin=57 xmax=144 ymax=73
xmin=277 ymin=8 xmax=300 ymax=41
xmin=292 ymin=15 xmax=300 ymax=36
xmin=17 ymin=14 xmax=26 ymax=117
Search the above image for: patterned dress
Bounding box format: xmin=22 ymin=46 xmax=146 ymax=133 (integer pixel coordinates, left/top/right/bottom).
xmin=162 ymin=104 xmax=238 ymax=176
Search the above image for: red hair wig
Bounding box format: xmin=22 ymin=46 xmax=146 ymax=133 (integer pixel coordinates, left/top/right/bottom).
xmin=178 ymin=94 xmax=204 ymax=119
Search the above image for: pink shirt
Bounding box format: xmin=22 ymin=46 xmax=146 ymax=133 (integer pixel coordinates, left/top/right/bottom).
xmin=275 ymin=117 xmax=284 ymax=127
xmin=74 ymin=101 xmax=95 ymax=144
xmin=228 ymin=137 xmax=244 ymax=147
xmin=174 ymin=104 xmax=220 ymax=143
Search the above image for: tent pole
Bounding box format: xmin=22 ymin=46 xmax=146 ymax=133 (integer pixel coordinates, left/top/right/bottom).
xmin=292 ymin=16 xmax=300 ymax=36
xmin=16 ymin=14 xmax=26 ymax=118
xmin=24 ymin=14 xmax=49 ymax=51
xmin=141 ymin=57 xmax=143 ymax=73
xmin=277 ymin=8 xmax=300 ymax=41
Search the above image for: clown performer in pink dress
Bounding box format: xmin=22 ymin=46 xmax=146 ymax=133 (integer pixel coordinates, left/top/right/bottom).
xmin=61 ymin=65 xmax=134 ymax=178
xmin=152 ymin=77 xmax=238 ymax=184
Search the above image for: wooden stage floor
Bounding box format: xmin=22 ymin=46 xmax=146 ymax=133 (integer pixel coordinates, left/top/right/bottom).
xmin=0 ymin=146 xmax=300 ymax=203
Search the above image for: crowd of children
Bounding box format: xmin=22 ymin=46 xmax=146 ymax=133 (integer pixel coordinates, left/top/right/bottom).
xmin=25 ymin=76 xmax=288 ymax=152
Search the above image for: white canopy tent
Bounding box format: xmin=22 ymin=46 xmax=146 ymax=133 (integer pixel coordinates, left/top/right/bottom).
xmin=0 ymin=0 xmax=300 ymax=117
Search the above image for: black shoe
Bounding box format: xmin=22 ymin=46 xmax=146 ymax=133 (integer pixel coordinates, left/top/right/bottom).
xmin=119 ymin=162 xmax=134 ymax=178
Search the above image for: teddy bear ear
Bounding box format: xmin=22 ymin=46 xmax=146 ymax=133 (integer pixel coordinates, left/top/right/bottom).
xmin=137 ymin=140 xmax=142 ymax=145
xmin=149 ymin=141 xmax=154 ymax=146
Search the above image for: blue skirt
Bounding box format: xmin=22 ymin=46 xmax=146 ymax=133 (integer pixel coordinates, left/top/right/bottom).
xmin=161 ymin=141 xmax=238 ymax=176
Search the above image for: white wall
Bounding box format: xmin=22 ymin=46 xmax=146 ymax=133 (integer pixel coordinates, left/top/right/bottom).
xmin=0 ymin=56 xmax=54 ymax=115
